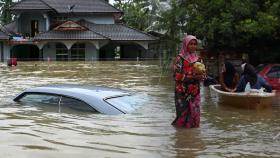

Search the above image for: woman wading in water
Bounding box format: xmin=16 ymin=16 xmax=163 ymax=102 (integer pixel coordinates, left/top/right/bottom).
xmin=173 ymin=35 xmax=206 ymax=128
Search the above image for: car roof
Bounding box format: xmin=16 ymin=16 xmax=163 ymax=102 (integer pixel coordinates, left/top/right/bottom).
xmin=14 ymin=85 xmax=132 ymax=114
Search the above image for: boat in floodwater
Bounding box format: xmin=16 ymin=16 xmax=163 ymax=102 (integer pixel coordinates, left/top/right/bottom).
xmin=210 ymin=84 xmax=276 ymax=109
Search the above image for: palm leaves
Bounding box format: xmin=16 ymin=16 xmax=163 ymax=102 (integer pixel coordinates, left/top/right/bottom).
xmin=0 ymin=0 xmax=13 ymax=24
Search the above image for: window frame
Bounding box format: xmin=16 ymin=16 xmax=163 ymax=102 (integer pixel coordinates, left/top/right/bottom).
xmin=56 ymin=43 xmax=68 ymax=61
xmin=267 ymin=66 xmax=280 ymax=78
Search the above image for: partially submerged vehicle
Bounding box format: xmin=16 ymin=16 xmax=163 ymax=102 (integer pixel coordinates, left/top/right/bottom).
xmin=14 ymin=85 xmax=142 ymax=114
xmin=210 ymin=84 xmax=276 ymax=109
xmin=256 ymin=64 xmax=280 ymax=92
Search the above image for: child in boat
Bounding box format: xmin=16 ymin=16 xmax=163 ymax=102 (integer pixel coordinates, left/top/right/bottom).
xmin=219 ymin=61 xmax=240 ymax=92
xmin=236 ymin=63 xmax=272 ymax=92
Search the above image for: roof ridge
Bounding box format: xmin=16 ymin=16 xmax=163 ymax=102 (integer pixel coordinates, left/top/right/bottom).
xmin=78 ymin=19 xmax=111 ymax=40
xmin=39 ymin=0 xmax=56 ymax=11
xmin=117 ymin=23 xmax=158 ymax=40
xmin=9 ymin=0 xmax=53 ymax=10
xmin=9 ymin=0 xmax=27 ymax=10
xmin=98 ymin=0 xmax=123 ymax=14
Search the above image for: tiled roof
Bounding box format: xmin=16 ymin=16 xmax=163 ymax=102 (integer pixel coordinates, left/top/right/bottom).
xmin=10 ymin=0 xmax=121 ymax=13
xmin=3 ymin=21 xmax=17 ymax=34
xmin=79 ymin=20 xmax=157 ymax=41
xmin=10 ymin=0 xmax=52 ymax=10
xmin=4 ymin=19 xmax=157 ymax=41
xmin=0 ymin=30 xmax=10 ymax=40
xmin=34 ymin=30 xmax=108 ymax=40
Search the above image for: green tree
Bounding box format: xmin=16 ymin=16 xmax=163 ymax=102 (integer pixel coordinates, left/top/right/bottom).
xmin=157 ymin=0 xmax=187 ymax=54
xmin=113 ymin=0 xmax=164 ymax=31
xmin=182 ymin=0 xmax=280 ymax=63
xmin=0 ymin=0 xmax=13 ymax=24
xmin=114 ymin=0 xmax=150 ymax=31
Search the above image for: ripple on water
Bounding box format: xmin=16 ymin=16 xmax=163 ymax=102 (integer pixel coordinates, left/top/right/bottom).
xmin=0 ymin=61 xmax=279 ymax=157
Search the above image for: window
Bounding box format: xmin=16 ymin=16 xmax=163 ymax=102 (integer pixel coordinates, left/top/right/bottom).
xmin=267 ymin=66 xmax=280 ymax=78
xmin=18 ymin=93 xmax=97 ymax=113
xmin=71 ymin=43 xmax=85 ymax=61
xmin=56 ymin=43 xmax=68 ymax=61
xmin=31 ymin=20 xmax=39 ymax=37
xmin=19 ymin=93 xmax=60 ymax=105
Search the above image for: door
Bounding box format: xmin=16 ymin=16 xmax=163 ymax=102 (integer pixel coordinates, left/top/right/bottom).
xmin=31 ymin=20 xmax=39 ymax=37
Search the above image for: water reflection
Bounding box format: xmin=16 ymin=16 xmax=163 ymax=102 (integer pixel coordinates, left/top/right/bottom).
xmin=173 ymin=128 xmax=205 ymax=158
xmin=0 ymin=61 xmax=280 ymax=157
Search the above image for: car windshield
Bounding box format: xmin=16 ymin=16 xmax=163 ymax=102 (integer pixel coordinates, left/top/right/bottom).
xmin=105 ymin=94 xmax=143 ymax=113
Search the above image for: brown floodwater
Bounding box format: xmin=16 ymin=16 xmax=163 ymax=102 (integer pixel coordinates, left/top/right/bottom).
xmin=0 ymin=61 xmax=279 ymax=158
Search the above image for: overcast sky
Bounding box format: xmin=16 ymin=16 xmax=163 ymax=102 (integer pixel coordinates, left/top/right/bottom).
xmin=109 ymin=0 xmax=114 ymax=4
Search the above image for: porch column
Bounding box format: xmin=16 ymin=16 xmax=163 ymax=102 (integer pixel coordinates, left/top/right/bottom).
xmin=68 ymin=49 xmax=71 ymax=61
xmin=96 ymin=48 xmax=100 ymax=61
xmin=16 ymin=13 xmax=21 ymax=33
xmin=61 ymin=41 xmax=76 ymax=60
xmin=90 ymin=41 xmax=101 ymax=61
xmin=39 ymin=49 xmax=43 ymax=61
xmin=35 ymin=41 xmax=47 ymax=61
xmin=1 ymin=42 xmax=3 ymax=62
xmin=43 ymin=13 xmax=50 ymax=31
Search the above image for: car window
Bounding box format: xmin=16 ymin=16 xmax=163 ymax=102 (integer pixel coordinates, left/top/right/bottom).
xmin=255 ymin=64 xmax=267 ymax=73
xmin=267 ymin=66 xmax=280 ymax=78
xmin=19 ymin=93 xmax=60 ymax=105
xmin=59 ymin=97 xmax=97 ymax=113
xmin=105 ymin=94 xmax=142 ymax=113
xmin=18 ymin=93 xmax=97 ymax=113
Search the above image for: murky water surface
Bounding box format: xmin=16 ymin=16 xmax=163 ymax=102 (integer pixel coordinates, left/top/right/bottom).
xmin=0 ymin=61 xmax=279 ymax=158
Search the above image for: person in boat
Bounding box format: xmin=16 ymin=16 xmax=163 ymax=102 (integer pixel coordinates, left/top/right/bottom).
xmin=236 ymin=63 xmax=272 ymax=92
xmin=219 ymin=61 xmax=240 ymax=92
xmin=172 ymin=35 xmax=206 ymax=128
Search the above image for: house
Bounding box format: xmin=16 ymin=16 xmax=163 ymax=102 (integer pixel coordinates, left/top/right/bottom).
xmin=0 ymin=0 xmax=157 ymax=62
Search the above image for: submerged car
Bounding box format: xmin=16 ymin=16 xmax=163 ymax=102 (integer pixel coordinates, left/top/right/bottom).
xmin=256 ymin=64 xmax=280 ymax=91
xmin=14 ymin=85 xmax=142 ymax=115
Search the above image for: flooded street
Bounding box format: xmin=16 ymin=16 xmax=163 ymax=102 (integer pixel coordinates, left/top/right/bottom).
xmin=0 ymin=61 xmax=280 ymax=158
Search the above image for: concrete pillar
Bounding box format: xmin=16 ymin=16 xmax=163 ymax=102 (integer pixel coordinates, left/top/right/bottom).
xmin=43 ymin=13 xmax=50 ymax=31
xmin=68 ymin=49 xmax=71 ymax=61
xmin=39 ymin=49 xmax=43 ymax=61
xmin=1 ymin=42 xmax=3 ymax=62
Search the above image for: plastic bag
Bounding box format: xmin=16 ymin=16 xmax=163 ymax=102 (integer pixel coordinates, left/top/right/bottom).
xmin=245 ymin=82 xmax=251 ymax=92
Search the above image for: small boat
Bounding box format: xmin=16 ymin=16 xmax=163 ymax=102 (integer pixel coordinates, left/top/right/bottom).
xmin=210 ymin=84 xmax=276 ymax=109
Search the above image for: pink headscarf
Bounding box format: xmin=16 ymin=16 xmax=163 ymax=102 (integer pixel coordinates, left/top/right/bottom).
xmin=180 ymin=35 xmax=199 ymax=63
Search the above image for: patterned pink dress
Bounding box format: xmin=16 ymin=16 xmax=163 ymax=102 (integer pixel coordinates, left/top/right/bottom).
xmin=172 ymin=55 xmax=201 ymax=128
